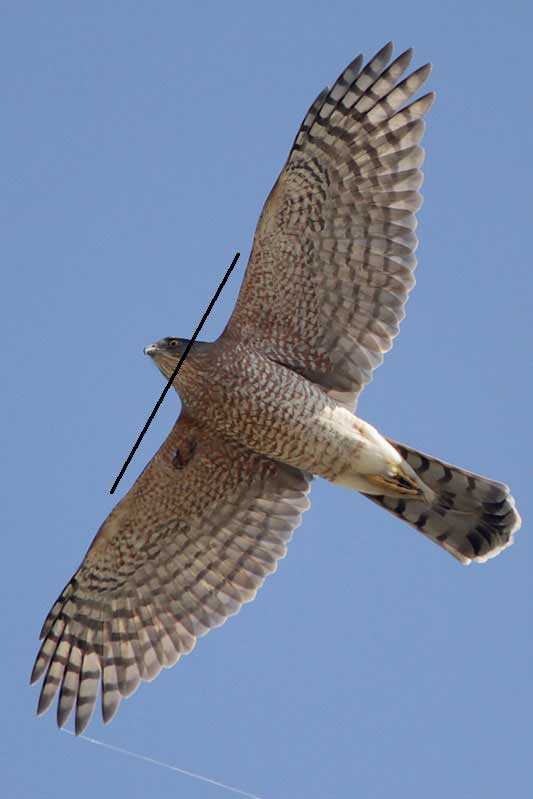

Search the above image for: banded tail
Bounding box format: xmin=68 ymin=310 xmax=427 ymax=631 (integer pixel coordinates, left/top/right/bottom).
xmin=364 ymin=440 xmax=521 ymax=563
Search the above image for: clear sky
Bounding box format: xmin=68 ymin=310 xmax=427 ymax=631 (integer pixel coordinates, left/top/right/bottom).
xmin=2 ymin=2 xmax=531 ymax=798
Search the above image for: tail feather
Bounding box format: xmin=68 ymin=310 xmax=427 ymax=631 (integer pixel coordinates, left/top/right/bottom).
xmin=364 ymin=439 xmax=521 ymax=564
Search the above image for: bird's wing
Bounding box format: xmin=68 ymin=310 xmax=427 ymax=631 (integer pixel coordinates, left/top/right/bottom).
xmin=225 ymin=44 xmax=434 ymax=410
xmin=31 ymin=414 xmax=312 ymax=734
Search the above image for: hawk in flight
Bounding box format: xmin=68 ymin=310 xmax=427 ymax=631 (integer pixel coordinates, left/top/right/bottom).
xmin=32 ymin=43 xmax=521 ymax=734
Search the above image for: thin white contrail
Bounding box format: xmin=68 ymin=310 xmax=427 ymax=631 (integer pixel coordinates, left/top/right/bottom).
xmin=61 ymin=729 xmax=265 ymax=799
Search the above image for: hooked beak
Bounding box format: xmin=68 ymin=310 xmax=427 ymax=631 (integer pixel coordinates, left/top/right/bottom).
xmin=144 ymin=343 xmax=158 ymax=357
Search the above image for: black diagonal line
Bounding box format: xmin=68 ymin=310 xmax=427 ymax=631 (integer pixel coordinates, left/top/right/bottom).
xmin=110 ymin=252 xmax=240 ymax=494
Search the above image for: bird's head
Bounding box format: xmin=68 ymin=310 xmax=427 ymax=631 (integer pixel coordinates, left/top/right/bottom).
xmin=144 ymin=337 xmax=189 ymax=381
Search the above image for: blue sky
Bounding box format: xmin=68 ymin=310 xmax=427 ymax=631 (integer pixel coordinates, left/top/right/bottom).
xmin=2 ymin=2 xmax=531 ymax=798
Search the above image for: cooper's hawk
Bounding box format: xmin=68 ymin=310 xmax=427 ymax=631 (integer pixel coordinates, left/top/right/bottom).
xmin=32 ymin=43 xmax=521 ymax=734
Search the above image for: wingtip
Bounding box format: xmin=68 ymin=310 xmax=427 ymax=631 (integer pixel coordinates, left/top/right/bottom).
xmin=57 ymin=709 xmax=70 ymax=730
xmin=423 ymin=90 xmax=437 ymax=111
xmin=380 ymin=41 xmax=394 ymax=60
xmin=30 ymin=654 xmax=44 ymax=686
xmin=75 ymin=712 xmax=91 ymax=736
xmin=397 ymin=46 xmax=413 ymax=62
xmin=412 ymin=91 xmax=436 ymax=116
xmin=36 ymin=690 xmax=51 ymax=716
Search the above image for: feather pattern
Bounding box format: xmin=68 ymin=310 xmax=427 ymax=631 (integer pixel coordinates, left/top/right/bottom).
xmin=364 ymin=440 xmax=521 ymax=563
xmin=32 ymin=44 xmax=521 ymax=737
xmin=31 ymin=415 xmax=311 ymax=733
xmin=226 ymin=43 xmax=434 ymax=410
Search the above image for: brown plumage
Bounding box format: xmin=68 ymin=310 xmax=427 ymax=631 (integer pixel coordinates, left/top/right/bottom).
xmin=32 ymin=43 xmax=521 ymax=734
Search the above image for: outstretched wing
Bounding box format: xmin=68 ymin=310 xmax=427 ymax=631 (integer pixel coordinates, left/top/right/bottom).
xmin=225 ymin=43 xmax=434 ymax=409
xmin=31 ymin=414 xmax=311 ymax=734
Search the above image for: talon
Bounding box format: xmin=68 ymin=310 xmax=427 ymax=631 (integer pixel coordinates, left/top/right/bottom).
xmin=366 ymin=472 xmax=423 ymax=497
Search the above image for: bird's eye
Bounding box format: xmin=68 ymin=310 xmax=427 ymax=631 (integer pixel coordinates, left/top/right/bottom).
xmin=170 ymin=339 xmax=177 ymax=346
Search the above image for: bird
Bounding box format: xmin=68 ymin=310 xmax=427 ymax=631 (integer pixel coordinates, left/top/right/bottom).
xmin=31 ymin=42 xmax=521 ymax=735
